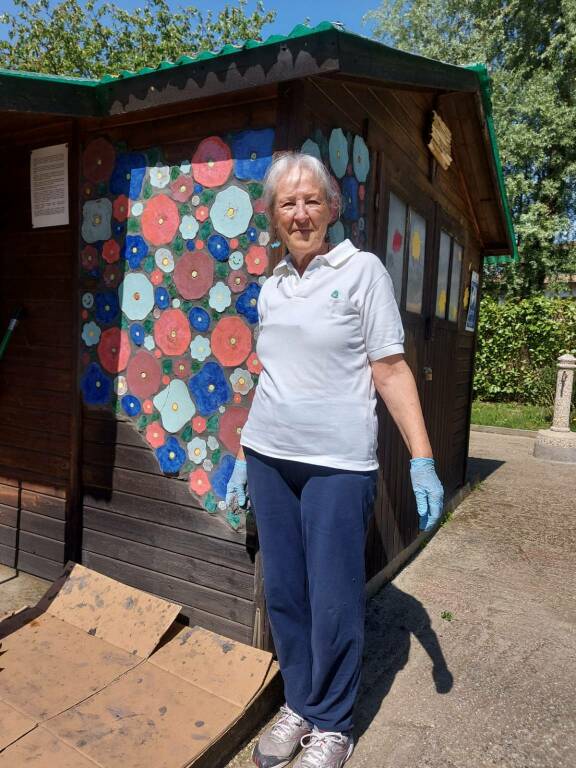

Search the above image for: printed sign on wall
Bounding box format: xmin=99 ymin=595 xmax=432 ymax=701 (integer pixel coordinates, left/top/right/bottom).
xmin=30 ymin=143 xmax=69 ymax=228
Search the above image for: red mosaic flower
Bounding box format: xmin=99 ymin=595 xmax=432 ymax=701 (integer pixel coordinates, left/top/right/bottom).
xmin=227 ymin=270 xmax=248 ymax=294
xmin=97 ymin=327 xmax=131 ymax=374
xmin=192 ymin=137 xmax=233 ymax=188
xmin=392 ymin=230 xmax=403 ymax=253
xmin=81 ymin=245 xmax=98 ymax=270
xmin=218 ymin=406 xmax=249 ymax=454
xmin=143 ymin=399 xmax=154 ymax=414
xmin=113 ymin=195 xmax=129 ymax=221
xmin=150 ymin=269 xmax=164 ymax=286
xmin=170 ymin=174 xmax=194 ymax=202
xmin=153 ymin=308 xmax=191 ymax=356
xmin=192 ymin=415 xmax=207 ymax=433
xmin=173 ymin=357 xmax=191 ymax=379
xmin=126 ymin=350 xmax=162 ymax=399
xmin=253 ymin=198 xmax=266 ymax=214
xmin=146 ymin=423 xmax=166 ymax=448
xmin=245 ymin=245 xmax=268 ymax=276
xmin=246 ymin=352 xmax=263 ymax=375
xmin=102 ymin=239 xmax=120 ymax=264
xmin=189 ymin=468 xmax=211 ymax=496
xmin=82 ymin=137 xmax=115 ymax=183
xmin=141 ymin=195 xmax=180 ymax=246
xmin=211 ymin=316 xmax=252 ymax=367
xmin=195 ymin=206 xmax=209 ymax=223
xmin=103 ymin=263 xmax=121 ymax=289
xmin=173 ymin=250 xmax=214 ymax=300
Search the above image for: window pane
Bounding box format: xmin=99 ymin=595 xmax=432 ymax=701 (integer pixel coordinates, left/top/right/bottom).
xmin=385 ymin=193 xmax=407 ymax=304
xmin=406 ymin=209 xmax=426 ymax=314
xmin=448 ymin=242 xmax=463 ymax=322
xmin=436 ymin=231 xmax=451 ymax=319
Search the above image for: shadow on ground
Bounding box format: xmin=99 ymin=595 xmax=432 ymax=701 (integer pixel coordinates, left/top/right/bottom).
xmin=466 ymin=455 xmax=504 ymax=483
xmin=354 ymin=582 xmax=453 ymax=739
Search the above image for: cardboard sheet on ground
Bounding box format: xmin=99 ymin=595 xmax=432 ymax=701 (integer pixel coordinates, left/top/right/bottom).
xmin=0 ymin=564 xmax=275 ymax=767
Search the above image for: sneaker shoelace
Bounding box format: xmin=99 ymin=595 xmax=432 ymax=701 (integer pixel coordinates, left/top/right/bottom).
xmin=269 ymin=704 xmax=307 ymax=741
xmin=299 ymin=731 xmax=349 ymax=766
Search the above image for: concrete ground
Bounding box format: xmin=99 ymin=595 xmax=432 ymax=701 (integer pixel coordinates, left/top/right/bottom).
xmin=225 ymin=431 xmax=576 ymax=768
xmin=1 ymin=431 xmax=573 ymax=767
xmin=0 ymin=563 xmax=49 ymax=617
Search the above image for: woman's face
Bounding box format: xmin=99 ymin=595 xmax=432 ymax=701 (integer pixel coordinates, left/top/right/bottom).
xmin=272 ymin=168 xmax=334 ymax=259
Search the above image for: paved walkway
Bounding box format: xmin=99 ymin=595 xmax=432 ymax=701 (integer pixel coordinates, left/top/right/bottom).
xmin=226 ymin=431 xmax=575 ymax=768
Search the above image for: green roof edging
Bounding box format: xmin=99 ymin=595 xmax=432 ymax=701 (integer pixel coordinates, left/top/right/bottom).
xmin=466 ymin=63 xmax=518 ymax=265
xmin=0 ymin=23 xmax=516 ymax=262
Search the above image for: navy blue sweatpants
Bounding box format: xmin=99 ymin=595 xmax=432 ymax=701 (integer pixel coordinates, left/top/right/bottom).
xmin=245 ymin=447 xmax=378 ymax=733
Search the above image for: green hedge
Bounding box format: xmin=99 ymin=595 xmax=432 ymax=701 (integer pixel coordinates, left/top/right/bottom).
xmin=474 ymin=296 xmax=576 ymax=405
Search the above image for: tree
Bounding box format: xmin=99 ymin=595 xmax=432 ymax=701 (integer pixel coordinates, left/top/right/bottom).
xmin=0 ymin=0 xmax=276 ymax=80
xmin=365 ymin=0 xmax=576 ymax=297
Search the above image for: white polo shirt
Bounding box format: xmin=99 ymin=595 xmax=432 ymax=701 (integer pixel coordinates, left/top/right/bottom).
xmin=240 ymin=239 xmax=405 ymax=470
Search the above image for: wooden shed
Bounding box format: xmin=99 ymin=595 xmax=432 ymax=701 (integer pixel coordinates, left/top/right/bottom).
xmin=0 ymin=23 xmax=515 ymax=646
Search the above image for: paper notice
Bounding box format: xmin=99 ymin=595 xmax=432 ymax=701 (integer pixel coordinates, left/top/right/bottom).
xmin=30 ymin=143 xmax=69 ymax=228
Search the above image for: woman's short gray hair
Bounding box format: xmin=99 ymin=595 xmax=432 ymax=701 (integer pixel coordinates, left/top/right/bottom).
xmin=262 ymin=152 xmax=341 ymax=216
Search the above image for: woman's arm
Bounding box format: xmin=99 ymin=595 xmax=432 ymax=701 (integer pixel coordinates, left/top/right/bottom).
xmin=370 ymin=353 xmax=433 ymax=459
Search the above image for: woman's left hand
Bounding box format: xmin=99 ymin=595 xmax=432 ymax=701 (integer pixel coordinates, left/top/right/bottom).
xmin=226 ymin=458 xmax=248 ymax=509
xmin=410 ymin=458 xmax=444 ymax=532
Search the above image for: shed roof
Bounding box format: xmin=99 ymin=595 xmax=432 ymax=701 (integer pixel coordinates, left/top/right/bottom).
xmin=0 ymin=21 xmax=516 ymax=262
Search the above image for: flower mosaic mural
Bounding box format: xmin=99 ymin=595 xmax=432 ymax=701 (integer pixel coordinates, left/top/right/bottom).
xmin=301 ymin=129 xmax=370 ymax=250
xmin=79 ymin=127 xmax=370 ymax=529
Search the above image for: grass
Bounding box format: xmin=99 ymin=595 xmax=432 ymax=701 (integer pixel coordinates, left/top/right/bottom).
xmin=471 ymin=400 xmax=560 ymax=431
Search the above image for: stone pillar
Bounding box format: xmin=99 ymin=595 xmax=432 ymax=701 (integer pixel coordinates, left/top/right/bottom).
xmin=534 ymin=353 xmax=576 ymax=463
xmin=550 ymin=354 xmax=576 ymax=431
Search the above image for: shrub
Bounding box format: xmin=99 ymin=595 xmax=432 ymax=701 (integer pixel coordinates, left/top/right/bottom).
xmin=474 ymin=296 xmax=576 ymax=405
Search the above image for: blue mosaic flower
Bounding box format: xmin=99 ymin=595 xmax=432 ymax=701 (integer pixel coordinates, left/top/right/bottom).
xmin=232 ymin=128 xmax=275 ymax=181
xmin=113 ymin=222 xmax=125 ymax=237
xmin=81 ymin=362 xmax=112 ymax=406
xmin=186 ymin=239 xmax=196 ymax=251
xmin=188 ymin=361 xmax=231 ymax=416
xmin=207 ymin=234 xmax=230 ymax=262
xmin=95 ymin=291 xmax=120 ymax=325
xmin=121 ymin=394 xmax=141 ymax=417
xmin=342 ymin=176 xmax=360 ymax=221
xmin=155 ymin=287 xmax=170 ymax=309
xmin=247 ymin=227 xmax=258 ymax=242
xmin=235 ymin=282 xmax=260 ymax=324
xmin=194 ymin=183 xmax=203 ymax=194
xmin=123 ymin=235 xmax=148 ymax=269
xmin=211 ymin=454 xmax=236 ymax=500
xmin=189 ymin=307 xmax=210 ymax=332
xmin=110 ymin=153 xmax=147 ymax=198
xmin=156 ymin=436 xmax=186 ymax=474
xmin=130 ymin=323 xmax=145 ymax=345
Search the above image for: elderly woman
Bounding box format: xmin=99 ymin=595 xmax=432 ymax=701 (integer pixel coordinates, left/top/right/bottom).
xmin=226 ymin=152 xmax=443 ymax=768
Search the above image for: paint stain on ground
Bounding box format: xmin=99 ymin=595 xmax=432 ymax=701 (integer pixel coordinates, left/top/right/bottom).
xmin=124 ymin=596 xmax=136 ymax=609
xmin=88 ymin=627 xmax=97 ymax=636
xmin=159 ymin=706 xmax=167 ymax=715
xmin=195 ymin=720 xmax=204 ymax=728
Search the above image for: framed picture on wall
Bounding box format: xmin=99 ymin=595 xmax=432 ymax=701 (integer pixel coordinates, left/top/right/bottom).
xmin=465 ymin=270 xmax=479 ymax=332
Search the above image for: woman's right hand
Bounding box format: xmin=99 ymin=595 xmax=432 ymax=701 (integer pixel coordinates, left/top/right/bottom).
xmin=226 ymin=458 xmax=248 ymax=508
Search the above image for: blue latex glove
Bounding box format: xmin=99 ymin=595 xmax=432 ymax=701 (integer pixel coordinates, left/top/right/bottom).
xmin=226 ymin=458 xmax=248 ymax=509
xmin=410 ymin=458 xmax=444 ymax=532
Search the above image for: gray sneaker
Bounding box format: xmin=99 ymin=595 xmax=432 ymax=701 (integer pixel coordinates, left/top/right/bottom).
xmin=252 ymin=704 xmax=313 ymax=768
xmin=292 ymin=729 xmax=354 ymax=768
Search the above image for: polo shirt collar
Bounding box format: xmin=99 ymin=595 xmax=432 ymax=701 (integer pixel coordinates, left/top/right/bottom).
xmin=272 ymin=239 xmax=359 ymax=276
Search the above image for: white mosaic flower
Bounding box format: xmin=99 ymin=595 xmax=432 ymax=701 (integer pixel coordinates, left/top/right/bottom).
xmin=208 ymin=281 xmax=232 ymax=312
xmin=190 ymin=335 xmax=211 ymax=362
xmin=131 ymin=202 xmax=144 ymax=216
xmin=202 ymin=459 xmax=213 ymax=472
xmin=82 ymin=292 xmax=94 ymax=309
xmin=207 ymin=436 xmax=219 ymax=451
xmin=258 ymin=231 xmax=270 ymax=246
xmin=180 ymin=162 xmax=192 ymax=175
xmin=114 ymin=375 xmax=128 ymax=396
xmin=187 ymin=437 xmax=207 ymax=464
xmin=155 ymin=247 xmax=174 ymax=273
xmin=179 ymin=215 xmax=199 ymax=240
xmin=144 ymin=335 xmax=155 ymax=351
xmin=150 ymin=165 xmax=170 ymax=188
xmin=229 ymin=368 xmax=253 ymax=395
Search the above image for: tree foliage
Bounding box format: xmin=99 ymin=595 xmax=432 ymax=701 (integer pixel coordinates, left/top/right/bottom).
xmin=365 ymin=0 xmax=576 ymax=297
xmin=0 ymin=0 xmax=276 ymax=79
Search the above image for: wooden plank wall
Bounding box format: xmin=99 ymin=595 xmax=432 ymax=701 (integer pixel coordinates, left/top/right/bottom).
xmin=76 ymin=88 xmax=278 ymax=643
xmin=0 ymin=119 xmax=76 ymax=580
xmin=296 ymin=76 xmax=484 ymax=578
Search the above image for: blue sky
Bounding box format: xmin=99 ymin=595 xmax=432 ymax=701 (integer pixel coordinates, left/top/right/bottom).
xmin=0 ymin=0 xmax=381 ymax=41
